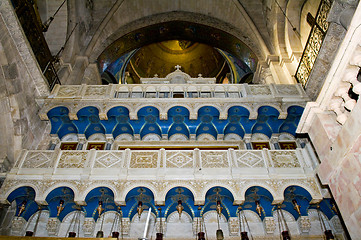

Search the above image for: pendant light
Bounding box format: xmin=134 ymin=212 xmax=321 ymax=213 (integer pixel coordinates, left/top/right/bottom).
xmin=276 ymin=205 xmax=291 ymax=240
xmin=317 ymin=205 xmax=335 ymax=240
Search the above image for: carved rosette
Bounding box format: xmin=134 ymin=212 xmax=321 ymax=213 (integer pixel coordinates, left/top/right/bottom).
xmin=83 ymin=217 xmax=95 ymax=236
xmin=297 ymin=216 xmax=311 ymax=233
xmin=46 ymin=217 xmax=60 ymax=236
xmin=263 ymin=217 xmax=276 ymax=234
xmin=228 ymin=217 xmax=240 ymax=236
xmin=11 ymin=217 xmax=26 ymax=234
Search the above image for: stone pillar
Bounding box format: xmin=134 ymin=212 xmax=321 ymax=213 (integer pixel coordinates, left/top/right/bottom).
xmin=49 ymin=136 xmax=60 ymax=150
xmin=77 ymin=135 xmax=86 ymax=150
xmin=105 ymin=134 xmax=114 ymax=150
xmin=244 ymin=134 xmax=252 ymax=149
xmin=270 ymin=134 xmax=280 ymax=150
xmin=83 ymin=217 xmax=95 ymax=237
xmin=228 ymin=217 xmax=240 ymax=236
xmin=11 ymin=217 xmax=27 ymax=235
xmin=46 ymin=217 xmax=60 ymax=236
xmin=263 ymin=217 xmax=276 ymax=234
xmin=297 ymin=216 xmax=311 ymax=233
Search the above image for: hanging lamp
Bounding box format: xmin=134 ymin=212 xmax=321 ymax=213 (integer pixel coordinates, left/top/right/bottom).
xmin=96 ymin=200 xmax=105 ymax=238
xmin=238 ymin=206 xmax=253 ymax=240
xmin=317 ymin=205 xmax=335 ymax=240
xmin=156 ymin=207 xmax=163 ymax=240
xmin=276 ymin=205 xmax=291 ymax=240
xmin=197 ymin=206 xmax=205 ymax=240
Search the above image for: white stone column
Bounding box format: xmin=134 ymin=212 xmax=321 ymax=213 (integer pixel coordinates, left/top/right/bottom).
xmin=121 ymin=217 xmax=130 ymax=235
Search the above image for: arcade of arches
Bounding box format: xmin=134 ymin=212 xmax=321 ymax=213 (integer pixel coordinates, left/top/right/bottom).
xmin=0 ymin=0 xmax=361 ymax=239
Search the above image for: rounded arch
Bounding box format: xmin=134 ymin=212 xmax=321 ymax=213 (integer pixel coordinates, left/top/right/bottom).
xmin=43 ymin=183 xmax=80 ymax=203
xmin=240 ymin=182 xmax=279 ymax=203
xmin=3 ymin=184 xmax=40 ymax=202
xmin=88 ymin=7 xmax=267 ymax=65
xmin=119 ymin=184 xmax=158 ymax=205
xmin=80 ymin=184 xmax=119 ymax=202
xmin=200 ymin=184 xmax=236 ymax=205
xmin=280 ymin=182 xmax=322 ymax=203
xmin=161 ymin=183 xmax=198 ymax=204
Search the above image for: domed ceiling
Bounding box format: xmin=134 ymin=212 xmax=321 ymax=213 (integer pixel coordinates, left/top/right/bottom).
xmin=125 ymin=40 xmax=228 ymax=83
xmin=98 ymin=21 xmax=257 ymax=85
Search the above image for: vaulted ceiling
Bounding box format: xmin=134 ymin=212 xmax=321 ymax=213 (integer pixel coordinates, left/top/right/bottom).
xmin=36 ymin=0 xmax=316 ymax=85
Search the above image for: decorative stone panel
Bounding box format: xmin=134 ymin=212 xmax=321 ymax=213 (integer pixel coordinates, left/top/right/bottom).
xmin=129 ymin=152 xmax=158 ymax=168
xmin=56 ymin=86 xmax=81 ymax=98
xmin=58 ymin=151 xmax=88 ymax=168
xmin=249 ymin=85 xmax=271 ymax=95
xmin=228 ymin=217 xmax=240 ymax=236
xmin=166 ymin=151 xmax=194 ymax=168
xmin=235 ymin=151 xmax=265 ymax=168
xmin=269 ymin=151 xmax=300 ymax=168
xmin=200 ymin=151 xmax=228 ymax=168
xmin=22 ymin=152 xmax=54 ymax=168
xmin=263 ymin=217 xmax=276 ymax=234
xmin=11 ymin=217 xmax=26 ymax=235
xmin=83 ymin=217 xmax=95 ymax=236
xmin=46 ymin=217 xmax=60 ymax=236
xmin=94 ymin=151 xmax=123 ymax=168
xmin=298 ymin=216 xmax=311 ymax=233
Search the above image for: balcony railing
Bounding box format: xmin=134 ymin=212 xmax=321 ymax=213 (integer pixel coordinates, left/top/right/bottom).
xmin=12 ymin=148 xmax=314 ymax=178
xmin=295 ymin=0 xmax=332 ymax=87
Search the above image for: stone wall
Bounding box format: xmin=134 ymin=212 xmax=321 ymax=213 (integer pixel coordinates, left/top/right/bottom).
xmin=0 ymin=0 xmax=51 ymax=166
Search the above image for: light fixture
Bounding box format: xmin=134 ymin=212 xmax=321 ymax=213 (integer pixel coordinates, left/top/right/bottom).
xmin=156 ymin=207 xmax=163 ymax=240
xmin=255 ymin=200 xmax=263 ymax=217
xmin=317 ymin=205 xmax=335 ymax=240
xmin=96 ymin=201 xmax=105 ymax=238
xmin=137 ymin=201 xmax=143 ymax=218
xmin=276 ymin=205 xmax=291 ymax=240
xmin=292 ymin=199 xmax=301 ymax=215
xmin=18 ymin=200 xmax=26 ymax=217
xmin=238 ymin=206 xmax=251 ymax=240
xmin=57 ymin=200 xmax=64 ymax=217
xmin=176 ymin=200 xmax=184 ymax=219
xmin=197 ymin=206 xmax=205 ymax=240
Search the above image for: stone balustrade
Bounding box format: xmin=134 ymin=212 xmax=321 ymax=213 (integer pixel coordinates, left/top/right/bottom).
xmin=0 ymin=148 xmax=322 ymax=205
xmin=48 ymin=83 xmax=307 ymax=100
xmin=39 ymin=83 xmax=309 ymax=121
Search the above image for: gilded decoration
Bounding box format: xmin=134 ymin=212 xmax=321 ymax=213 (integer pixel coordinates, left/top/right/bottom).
xmin=269 ymin=151 xmax=300 ymax=168
xmin=0 ymin=178 xmax=321 ymax=205
xmin=129 ymin=151 xmax=158 ymax=168
xmin=200 ymin=151 xmax=228 ymax=168
xmin=58 ymin=151 xmax=88 ymax=168
xmin=166 ymin=151 xmax=194 ymax=168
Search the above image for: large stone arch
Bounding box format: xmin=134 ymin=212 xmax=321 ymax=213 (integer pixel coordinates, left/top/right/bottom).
xmin=85 ymin=1 xmax=271 ymax=63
